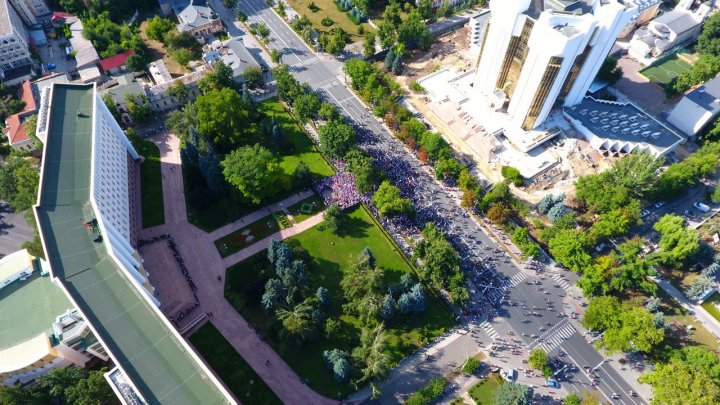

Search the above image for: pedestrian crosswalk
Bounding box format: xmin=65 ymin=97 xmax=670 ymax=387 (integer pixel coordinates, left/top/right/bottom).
xmin=479 ymin=320 xmax=500 ymax=341
xmin=289 ymin=56 xmax=318 ymax=70
xmin=533 ymin=322 xmax=576 ymax=353
xmin=317 ymin=79 xmax=340 ymax=91
xmin=550 ymin=273 xmax=571 ymax=290
xmin=505 ymin=272 xmax=527 ymax=288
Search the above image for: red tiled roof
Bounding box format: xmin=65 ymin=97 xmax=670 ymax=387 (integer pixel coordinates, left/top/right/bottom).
xmin=99 ymin=50 xmax=136 ymax=71
xmin=50 ymin=11 xmax=74 ymax=22
xmin=3 ymin=114 xmax=30 ymax=145
xmin=18 ymin=80 xmax=36 ymax=113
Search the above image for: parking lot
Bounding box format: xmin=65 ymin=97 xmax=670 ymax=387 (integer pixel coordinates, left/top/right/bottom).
xmin=36 ymin=37 xmax=78 ymax=76
xmin=0 ymin=203 xmax=34 ymax=257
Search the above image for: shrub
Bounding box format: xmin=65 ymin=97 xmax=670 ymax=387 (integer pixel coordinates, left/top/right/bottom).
xmin=501 ymin=165 xmax=523 ymax=186
xmin=547 ymin=203 xmax=567 ymax=222
xmin=308 ymin=1 xmax=320 ymax=11
xmin=410 ymin=80 xmax=425 ymax=93
xmin=406 ymin=377 xmax=446 ymax=405
xmin=321 ymin=17 xmax=334 ymax=26
xmin=462 ymin=357 xmax=481 ymax=375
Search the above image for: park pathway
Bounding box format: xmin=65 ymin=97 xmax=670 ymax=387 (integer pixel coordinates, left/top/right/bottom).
xmin=141 ymin=132 xmax=337 ymax=405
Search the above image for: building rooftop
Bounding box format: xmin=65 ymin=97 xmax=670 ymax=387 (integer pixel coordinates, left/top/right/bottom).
xmin=685 ymin=75 xmax=720 ymax=112
xmin=98 ymin=73 xmax=146 ymax=101
xmin=0 ymin=268 xmax=72 ymax=350
xmin=99 ymin=50 xmax=135 ymax=72
xmin=34 ymin=84 xmax=231 ymax=405
xmin=68 ymin=18 xmax=100 ymax=68
xmin=0 ymin=0 xmax=12 ymax=36
xmin=203 ymin=37 xmax=260 ymax=79
xmin=177 ymin=0 xmax=218 ymax=32
xmin=653 ymin=9 xmax=699 ymax=35
xmin=565 ymin=97 xmax=684 ymax=153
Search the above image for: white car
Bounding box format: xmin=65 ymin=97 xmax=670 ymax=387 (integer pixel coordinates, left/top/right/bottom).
xmin=640 ymin=209 xmax=651 ymax=218
xmin=655 ymin=201 xmax=666 ymax=208
xmin=503 ymin=368 xmax=518 ymax=382
xmin=693 ymin=202 xmax=711 ymax=212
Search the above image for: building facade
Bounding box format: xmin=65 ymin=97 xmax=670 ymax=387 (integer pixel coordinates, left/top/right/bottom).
xmin=472 ymin=0 xmax=634 ymax=131
xmin=0 ymin=0 xmax=32 ymax=72
xmin=177 ymin=0 xmax=223 ymax=42
xmin=667 ymin=76 xmax=720 ymax=137
xmin=8 ymin=0 xmax=51 ymax=26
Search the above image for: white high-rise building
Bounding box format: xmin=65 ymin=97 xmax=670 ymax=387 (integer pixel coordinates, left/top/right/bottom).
xmin=473 ymin=0 xmax=635 ymax=131
xmin=0 ymin=0 xmax=31 ymax=71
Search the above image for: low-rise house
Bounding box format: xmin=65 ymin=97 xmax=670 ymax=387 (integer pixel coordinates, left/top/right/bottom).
xmin=668 ymin=76 xmax=720 ymax=137
xmin=202 ymin=37 xmax=260 ymax=84
xmin=98 ymin=73 xmax=147 ymax=124
xmin=99 ymin=50 xmax=136 ymax=75
xmin=177 ymin=0 xmax=223 ymax=42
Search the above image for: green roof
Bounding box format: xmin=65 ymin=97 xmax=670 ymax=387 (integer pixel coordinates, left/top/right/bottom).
xmin=0 ymin=272 xmax=72 ymax=350
xmin=35 ymin=84 xmax=231 ymax=405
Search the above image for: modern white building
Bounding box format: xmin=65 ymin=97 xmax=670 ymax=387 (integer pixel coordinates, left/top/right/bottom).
xmin=34 ymin=83 xmax=235 ymax=404
xmin=667 ymin=75 xmax=720 ymax=137
xmin=8 ymin=0 xmax=51 ymax=25
xmin=0 ymin=0 xmax=31 ymax=72
xmin=472 ymin=0 xmax=635 ymax=131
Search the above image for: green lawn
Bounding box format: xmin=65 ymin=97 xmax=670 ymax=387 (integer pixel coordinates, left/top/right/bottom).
xmin=639 ymin=53 xmax=693 ymax=87
xmin=288 ymin=194 xmax=325 ymax=223
xmin=184 ymin=98 xmax=334 ymax=232
xmin=701 ymin=292 xmax=720 ymax=323
xmin=224 ymin=205 xmax=455 ymax=398
xmin=137 ymin=139 xmax=165 ymax=228
xmin=284 ymin=0 xmax=373 ymax=41
xmin=189 ymin=323 xmax=282 ymax=405
xmin=215 ymin=215 xmax=281 ymax=258
xmin=468 ymin=374 xmax=504 ymax=405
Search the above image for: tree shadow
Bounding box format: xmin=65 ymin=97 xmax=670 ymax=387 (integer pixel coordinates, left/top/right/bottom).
xmin=336 ymin=213 xmax=370 ymax=238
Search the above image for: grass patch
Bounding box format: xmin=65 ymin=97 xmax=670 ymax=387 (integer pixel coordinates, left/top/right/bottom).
xmin=139 ymin=19 xmax=187 ymax=76
xmin=284 ymin=0 xmax=372 ymax=41
xmin=215 ymin=215 xmax=281 ymax=258
xmin=185 ymin=98 xmax=334 ymax=232
xmin=639 ymin=52 xmax=692 ymax=88
xmin=224 ymin=205 xmax=454 ymax=398
xmin=288 ymin=194 xmax=325 ymax=223
xmin=468 ymin=374 xmax=504 ymax=405
xmin=137 ymin=139 xmax=165 ymax=228
xmin=189 ymin=323 xmax=281 ymax=405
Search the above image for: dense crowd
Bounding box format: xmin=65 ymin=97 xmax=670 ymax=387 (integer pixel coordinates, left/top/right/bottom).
xmin=138 ymin=234 xmax=200 ymax=326
xmin=314 ymin=165 xmax=368 ymax=209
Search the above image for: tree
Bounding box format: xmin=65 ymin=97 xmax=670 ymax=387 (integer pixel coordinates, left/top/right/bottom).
xmin=222 ymin=144 xmax=284 ymax=204
xmin=564 ymin=392 xmax=581 ymax=405
xmin=321 ymin=204 xmax=343 ymax=233
xmin=0 ymin=156 xmax=39 ymax=212
xmin=501 ymin=166 xmax=523 ymax=186
xmin=547 ymin=203 xmax=568 ymax=222
xmin=125 ymin=93 xmax=153 ymax=123
xmin=145 ymin=15 xmax=175 ymax=41
xmin=198 ymin=60 xmax=236 ymax=92
xmin=352 ymin=324 xmax=390 ymax=383
xmin=38 ymin=365 xmax=85 ymax=398
xmin=276 ymin=298 xmax=319 ymax=342
xmin=318 ymin=118 xmax=356 ymax=156
xmin=222 ymin=0 xmax=239 ymax=8
xmin=270 ymin=49 xmax=283 ymax=63
xmin=435 ymin=157 xmax=464 ymax=181
xmin=414 ymin=223 xmax=467 ymax=304
xmin=494 ymin=382 xmax=531 ymax=405
xmin=397 ymin=9 xmax=432 ymax=50
xmin=242 ymin=66 xmax=264 ymax=89
xmin=653 ymin=214 xmax=700 ymax=268
xmin=195 ymin=87 xmax=256 ymax=153
xmin=597 ymin=57 xmax=623 ymax=84
xmin=379 ymin=293 xmax=395 ymax=320
xmin=166 ymin=81 xmax=189 ymax=102
xmin=398 ymin=283 xmax=425 ymax=314
xmin=487 ymin=203 xmax=511 ymax=225
xmin=319 ymin=28 xmax=349 ymax=55
xmin=548 ymin=229 xmax=592 ymax=272
xmin=363 ymin=31 xmax=376 ymax=57
xmin=538 ymin=194 xmax=555 ymax=214
xmin=697 ymin=12 xmax=720 ymax=56
xmin=582 ymin=296 xmax=664 ymax=353
xmin=528 ymin=349 xmax=552 ymax=378
xmin=125 ymin=54 xmax=146 ymax=72
xmin=318 ymin=101 xmax=339 ymax=120
xmin=418 ymin=0 xmax=433 ymax=20
xmin=372 ymin=181 xmax=413 ymax=217
xmin=640 ymin=357 xmax=720 ymax=405
xmin=101 ymin=93 xmax=121 ymax=122
xmin=237 ymin=10 xmax=248 ymax=21
xmin=323 ymin=349 xmax=351 ymax=382
xmin=65 ymin=368 xmax=115 ymax=405
xmin=293 ymin=92 xmax=321 ymax=123
xmin=346 ymin=149 xmax=382 ymax=192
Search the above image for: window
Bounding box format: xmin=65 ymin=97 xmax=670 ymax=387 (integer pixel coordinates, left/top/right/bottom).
xmin=522 ymin=56 xmax=564 ymax=130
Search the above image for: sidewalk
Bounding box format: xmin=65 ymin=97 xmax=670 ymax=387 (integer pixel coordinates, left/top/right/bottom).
xmin=222 ymin=212 xmax=324 ymax=267
xmin=657 ymin=275 xmax=720 ymax=339
xmin=208 ymin=190 xmax=314 ymax=240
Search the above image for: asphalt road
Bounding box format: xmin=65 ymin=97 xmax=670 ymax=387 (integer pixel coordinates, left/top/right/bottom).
xmin=209 ymin=1 xmax=647 ymax=402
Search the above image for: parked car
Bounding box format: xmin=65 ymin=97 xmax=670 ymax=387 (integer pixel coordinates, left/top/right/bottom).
xmin=640 ymin=209 xmax=651 ymax=218
xmin=545 ymin=380 xmax=560 ymax=388
xmin=503 ymin=368 xmax=518 ymax=382
xmin=655 ymin=201 xmax=666 ymax=208
xmin=47 ymin=63 xmax=56 ymax=70
xmin=693 ymin=202 xmax=711 ymax=212
xmin=684 ymin=209 xmax=696 ymax=219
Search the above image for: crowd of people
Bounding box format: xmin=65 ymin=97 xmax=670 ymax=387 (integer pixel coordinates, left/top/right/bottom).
xmin=314 ymin=161 xmax=368 ymax=209
xmin=138 ymin=234 xmax=200 ymax=326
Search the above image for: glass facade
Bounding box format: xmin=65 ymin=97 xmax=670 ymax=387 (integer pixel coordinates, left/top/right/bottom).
xmin=496 ymin=18 xmax=534 ymax=98
xmin=522 ymin=56 xmax=564 ymax=130
xmin=558 ymin=44 xmax=592 ymax=103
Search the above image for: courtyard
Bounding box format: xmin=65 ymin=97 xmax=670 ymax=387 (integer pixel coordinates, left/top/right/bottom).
xmin=639 ymin=50 xmax=693 ymax=89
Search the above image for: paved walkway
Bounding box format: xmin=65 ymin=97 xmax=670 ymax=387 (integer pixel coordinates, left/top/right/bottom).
xmin=656 ymin=275 xmax=720 ymax=339
xmin=208 ymin=189 xmax=314 ymax=241
xmin=140 ymin=132 xmax=336 ymax=405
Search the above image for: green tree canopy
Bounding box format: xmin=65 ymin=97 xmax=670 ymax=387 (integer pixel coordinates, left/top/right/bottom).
xmin=597 ymin=57 xmax=622 ymax=84
xmin=653 ymin=214 xmax=700 ymax=268
xmin=372 ymin=180 xmax=413 ymax=217
xmin=528 ymin=349 xmax=552 ymax=378
xmin=222 ymin=144 xmax=285 ymax=204
xmin=166 ymin=81 xmax=189 ymax=102
xmin=145 ymin=15 xmax=175 ymax=41
xmin=346 ymin=149 xmax=383 ymax=192
xmin=494 ymin=382 xmax=531 ymax=405
xmin=195 ymin=87 xmax=257 ymax=153
xmin=125 ymin=54 xmax=146 ymax=72
xmin=198 ymin=60 xmax=236 ymax=92
xmin=318 ymin=118 xmax=356 ymax=157
xmin=242 ymin=66 xmax=263 ymax=89
xmin=582 ymin=296 xmax=664 ymax=354
xmin=640 ymin=357 xmax=720 ymax=405
xmin=0 ymin=156 xmax=39 ymax=211
xmin=548 ymin=229 xmax=592 ymax=272
xmin=293 ymin=92 xmax=322 ymax=123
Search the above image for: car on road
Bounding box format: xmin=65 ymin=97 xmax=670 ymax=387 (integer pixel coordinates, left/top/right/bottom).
xmin=545 ymin=380 xmax=560 ymax=388
xmin=47 ymin=63 xmax=56 ymax=70
xmin=684 ymin=209 xmax=696 ymax=219
xmin=502 ymin=368 xmax=518 ymax=382
xmin=655 ymin=201 xmax=665 ymax=208
xmin=693 ymin=202 xmax=711 ymax=212
xmin=640 ymin=209 xmax=651 ymax=218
